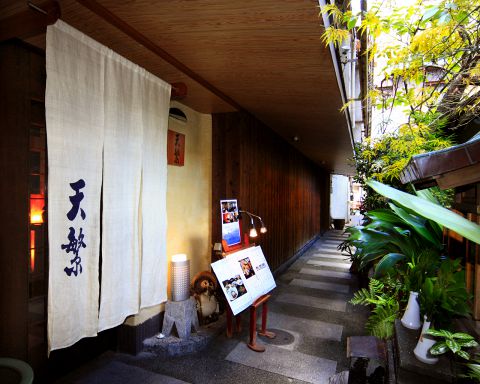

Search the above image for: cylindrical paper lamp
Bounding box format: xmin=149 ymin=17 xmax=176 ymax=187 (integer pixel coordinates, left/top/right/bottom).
xmin=171 ymin=254 xmax=190 ymax=301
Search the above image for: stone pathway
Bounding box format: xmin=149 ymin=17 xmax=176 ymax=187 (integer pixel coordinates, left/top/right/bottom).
xmin=56 ymin=230 xmax=369 ymax=384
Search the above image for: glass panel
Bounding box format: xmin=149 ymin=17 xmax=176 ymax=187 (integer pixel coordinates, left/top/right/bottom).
xmin=30 ymin=100 xmax=45 ymax=126
xmin=29 ymin=175 xmax=40 ymax=194
xmin=30 ymin=151 xmax=41 ymax=174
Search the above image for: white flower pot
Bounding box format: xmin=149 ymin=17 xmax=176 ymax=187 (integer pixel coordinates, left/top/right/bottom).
xmin=401 ymin=291 xmax=422 ymax=330
xmin=414 ymin=315 xmax=439 ymax=364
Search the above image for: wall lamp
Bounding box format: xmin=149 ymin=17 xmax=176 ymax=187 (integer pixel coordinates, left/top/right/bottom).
xmin=239 ymin=210 xmax=267 ymax=238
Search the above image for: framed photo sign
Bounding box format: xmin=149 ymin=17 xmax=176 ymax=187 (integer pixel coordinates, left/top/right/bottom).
xmin=167 ymin=129 xmax=185 ymax=166
xmin=220 ymin=199 xmax=241 ymax=246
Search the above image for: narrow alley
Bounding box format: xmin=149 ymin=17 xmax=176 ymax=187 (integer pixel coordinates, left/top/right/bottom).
xmin=57 ymin=230 xmax=369 ymax=384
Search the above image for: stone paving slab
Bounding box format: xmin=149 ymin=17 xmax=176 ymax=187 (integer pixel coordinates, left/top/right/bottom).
xmin=299 ymin=267 xmax=352 ymax=280
xmin=307 ymin=260 xmax=351 ymax=270
xmin=311 ymin=253 xmax=349 ymax=260
xmin=225 ymin=342 xmax=337 ymax=384
xmin=59 ymin=361 xmax=189 ymax=384
xmin=289 ymin=278 xmax=349 ymax=293
xmin=320 ymin=246 xmax=342 ymax=252
xmin=276 ymin=292 xmax=347 ymax=312
xmin=313 ymin=248 xmax=343 ymax=254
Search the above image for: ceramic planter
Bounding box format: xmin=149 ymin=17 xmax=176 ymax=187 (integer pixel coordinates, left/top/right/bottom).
xmin=401 ymin=291 xmax=422 ymax=330
xmin=414 ymin=315 xmax=439 ymax=364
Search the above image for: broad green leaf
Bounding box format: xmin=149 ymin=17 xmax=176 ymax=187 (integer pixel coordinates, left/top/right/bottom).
xmin=430 ymin=341 xmax=448 ymax=355
xmin=423 ymin=278 xmax=434 ymax=297
xmin=459 ymin=340 xmax=479 ymax=348
xmin=457 ymin=350 xmax=471 ymax=360
xmin=368 ymin=209 xmax=404 ymax=223
xmin=389 ymin=203 xmax=440 ymax=247
xmin=367 ymin=180 xmax=480 ymax=245
xmin=454 ymin=10 xmax=469 ymax=22
xmin=452 ymin=332 xmax=475 ymax=341
xmin=446 ymin=339 xmax=461 ymax=353
xmin=438 ymin=12 xmax=451 ymax=23
xmin=347 ymin=17 xmax=358 ymax=30
xmin=423 ymin=6 xmax=440 ymax=21
xmin=425 ymin=328 xmax=448 ymax=337
xmin=374 ymin=253 xmax=406 ymax=276
xmin=415 ymin=188 xmax=439 ymax=204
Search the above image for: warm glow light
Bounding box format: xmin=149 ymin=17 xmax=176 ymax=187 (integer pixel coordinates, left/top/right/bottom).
xmin=172 ymin=253 xmax=187 ymax=263
xmin=171 ymin=253 xmax=190 ymax=301
xmin=260 ymin=226 xmax=267 ymax=234
xmin=30 ymin=230 xmax=35 ymax=272
xmin=31 ymin=213 xmax=43 ymax=224
xmin=249 ymin=227 xmax=258 ymax=238
xmin=30 ymin=197 xmax=44 ymax=224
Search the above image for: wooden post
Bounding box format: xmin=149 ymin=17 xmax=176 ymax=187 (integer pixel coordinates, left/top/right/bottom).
xmin=259 ymin=299 xmax=276 ymax=339
xmin=247 ymin=294 xmax=275 ymax=352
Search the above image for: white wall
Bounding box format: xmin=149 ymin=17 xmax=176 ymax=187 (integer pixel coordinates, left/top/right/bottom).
xmin=330 ymin=174 xmax=350 ymax=220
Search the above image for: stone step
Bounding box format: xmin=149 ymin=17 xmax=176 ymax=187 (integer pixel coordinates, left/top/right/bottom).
xmin=307 ymin=260 xmax=351 ymax=269
xmin=289 ymin=278 xmax=350 ymax=293
xmin=298 ymin=267 xmax=353 ymax=280
xmin=275 ymin=292 xmax=347 ymax=312
xmin=226 ymin=342 xmax=337 ymax=384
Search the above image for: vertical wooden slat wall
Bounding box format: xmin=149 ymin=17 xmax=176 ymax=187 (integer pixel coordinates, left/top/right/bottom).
xmin=212 ymin=112 xmax=330 ymax=271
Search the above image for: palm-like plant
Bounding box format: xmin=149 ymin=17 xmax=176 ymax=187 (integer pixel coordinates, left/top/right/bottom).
xmin=345 ymin=200 xmax=443 ymax=283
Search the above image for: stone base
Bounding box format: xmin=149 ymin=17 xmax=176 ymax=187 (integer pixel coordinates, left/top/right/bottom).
xmin=394 ymin=320 xmax=454 ymax=383
xmin=161 ymin=297 xmax=199 ymax=339
xmin=143 ymin=315 xmax=226 ymax=358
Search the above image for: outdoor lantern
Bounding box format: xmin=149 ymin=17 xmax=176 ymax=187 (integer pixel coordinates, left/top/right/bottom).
xmin=240 ymin=210 xmax=267 ymax=238
xmin=171 ymin=254 xmax=190 ymax=301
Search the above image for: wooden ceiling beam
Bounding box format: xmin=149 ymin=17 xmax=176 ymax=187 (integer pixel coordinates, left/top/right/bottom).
xmin=0 ymin=1 xmax=60 ymax=42
xmin=75 ymin=0 xmax=243 ymax=111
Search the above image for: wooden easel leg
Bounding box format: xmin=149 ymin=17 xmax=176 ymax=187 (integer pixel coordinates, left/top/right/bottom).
xmin=235 ymin=314 xmax=242 ymax=333
xmin=226 ymin=307 xmax=233 ymax=338
xmin=258 ymin=301 xmax=276 ymax=339
xmin=248 ymin=306 xmax=265 ymax=352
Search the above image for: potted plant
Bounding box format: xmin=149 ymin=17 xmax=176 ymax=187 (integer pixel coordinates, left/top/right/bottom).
xmin=414 ymin=258 xmax=472 ymax=364
xmin=426 ymin=328 xmax=478 ymax=361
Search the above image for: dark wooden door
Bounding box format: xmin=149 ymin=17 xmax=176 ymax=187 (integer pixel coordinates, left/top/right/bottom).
xmin=0 ymin=39 xmax=48 ymax=374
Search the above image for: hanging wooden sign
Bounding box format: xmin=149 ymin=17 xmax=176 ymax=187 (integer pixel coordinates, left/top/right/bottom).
xmin=167 ymin=129 xmax=185 ymax=166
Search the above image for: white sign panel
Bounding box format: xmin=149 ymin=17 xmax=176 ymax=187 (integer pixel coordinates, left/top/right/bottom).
xmin=211 ymin=246 xmax=276 ymax=315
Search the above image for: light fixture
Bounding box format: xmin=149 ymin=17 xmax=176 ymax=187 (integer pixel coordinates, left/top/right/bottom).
xmin=240 ymin=210 xmax=267 ymax=238
xmin=171 ymin=253 xmax=190 ymax=302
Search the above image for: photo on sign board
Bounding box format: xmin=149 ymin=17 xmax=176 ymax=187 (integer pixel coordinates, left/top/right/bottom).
xmin=220 ymin=199 xmax=241 ymax=246
xmin=239 ymin=257 xmax=255 ymax=279
xmin=222 ymin=275 xmax=248 ymax=302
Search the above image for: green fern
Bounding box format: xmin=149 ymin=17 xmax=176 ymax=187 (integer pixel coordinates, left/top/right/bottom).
xmin=350 ymin=278 xmax=385 ymax=306
xmin=366 ymin=301 xmax=399 ymax=338
xmin=351 ymin=278 xmax=400 ymax=338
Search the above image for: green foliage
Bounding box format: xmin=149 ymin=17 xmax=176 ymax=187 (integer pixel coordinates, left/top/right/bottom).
xmin=419 ymin=258 xmax=471 ymax=327
xmin=350 ymin=278 xmax=400 ymax=338
xmin=462 ymin=355 xmax=480 ymax=381
xmin=351 ymin=278 xmax=388 ymax=306
xmin=426 ymin=328 xmax=478 ymax=360
xmin=352 ymin=131 xmax=453 ymax=213
xmin=344 ymin=196 xmax=444 ymax=278
xmin=366 ymin=303 xmax=399 ymax=339
xmin=321 ymin=1 xmax=480 ymax=132
xmin=367 ymin=179 xmax=480 ymax=244
xmin=320 ymin=1 xmax=479 ymax=212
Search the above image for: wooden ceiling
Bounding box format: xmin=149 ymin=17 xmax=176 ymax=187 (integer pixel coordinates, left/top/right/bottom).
xmin=2 ymin=0 xmax=354 ymax=174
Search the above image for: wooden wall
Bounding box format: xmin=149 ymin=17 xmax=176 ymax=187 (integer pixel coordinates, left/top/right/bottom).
xmin=212 ymin=112 xmax=330 ymax=271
